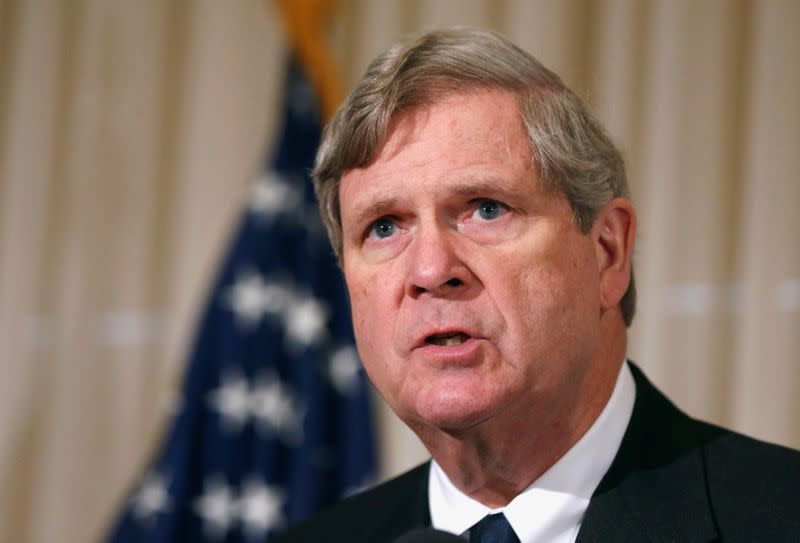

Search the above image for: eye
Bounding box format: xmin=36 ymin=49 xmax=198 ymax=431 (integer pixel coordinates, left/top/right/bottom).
xmin=369 ymin=217 xmax=396 ymax=239
xmin=472 ymin=199 xmax=506 ymax=221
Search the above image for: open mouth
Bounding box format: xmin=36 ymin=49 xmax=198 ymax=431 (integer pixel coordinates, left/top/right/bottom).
xmin=425 ymin=332 xmax=471 ymax=346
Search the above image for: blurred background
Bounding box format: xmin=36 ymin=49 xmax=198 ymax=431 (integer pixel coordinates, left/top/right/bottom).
xmin=0 ymin=0 xmax=798 ymax=542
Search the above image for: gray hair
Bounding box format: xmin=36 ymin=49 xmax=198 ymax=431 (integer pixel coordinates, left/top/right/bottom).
xmin=312 ymin=27 xmax=636 ymax=325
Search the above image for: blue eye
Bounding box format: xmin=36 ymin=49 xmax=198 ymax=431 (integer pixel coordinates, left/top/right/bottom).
xmin=370 ymin=218 xmax=396 ymax=238
xmin=475 ymin=199 xmax=504 ymax=220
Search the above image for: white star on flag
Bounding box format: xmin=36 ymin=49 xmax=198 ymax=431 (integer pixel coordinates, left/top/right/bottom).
xmin=194 ymin=476 xmax=237 ymax=540
xmin=284 ymin=294 xmax=328 ymax=349
xmin=208 ymin=371 xmax=251 ymax=431
xmin=237 ymin=477 xmax=286 ymax=538
xmin=103 ymin=59 xmax=378 ymax=543
xmin=250 ymin=373 xmax=305 ymax=444
xmin=328 ymin=346 xmax=362 ymax=395
xmin=224 ymin=270 xmax=290 ymax=328
xmin=130 ymin=471 xmax=170 ymax=521
xmin=249 ymin=172 xmax=301 ymax=219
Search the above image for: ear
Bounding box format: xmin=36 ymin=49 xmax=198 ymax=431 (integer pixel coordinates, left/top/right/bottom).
xmin=592 ymin=198 xmax=636 ymax=311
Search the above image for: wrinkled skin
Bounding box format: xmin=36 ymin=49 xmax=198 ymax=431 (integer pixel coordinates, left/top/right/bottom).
xmin=338 ymin=89 xmax=635 ymax=506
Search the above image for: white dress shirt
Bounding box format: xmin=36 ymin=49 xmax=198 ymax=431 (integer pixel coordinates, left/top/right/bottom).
xmin=429 ymin=361 xmax=636 ymax=543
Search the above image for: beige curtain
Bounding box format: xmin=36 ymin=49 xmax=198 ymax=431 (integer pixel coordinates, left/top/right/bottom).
xmin=1 ymin=1 xmax=797 ymax=542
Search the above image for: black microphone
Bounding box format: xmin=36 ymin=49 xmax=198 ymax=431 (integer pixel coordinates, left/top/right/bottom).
xmin=392 ymin=528 xmax=465 ymax=543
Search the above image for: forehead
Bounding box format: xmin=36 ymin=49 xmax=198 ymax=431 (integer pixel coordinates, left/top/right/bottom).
xmin=380 ymin=89 xmax=527 ymax=166
xmin=339 ymin=89 xmax=534 ymax=212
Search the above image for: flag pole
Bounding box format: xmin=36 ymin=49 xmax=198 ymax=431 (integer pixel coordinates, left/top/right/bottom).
xmin=274 ymin=0 xmax=343 ymax=121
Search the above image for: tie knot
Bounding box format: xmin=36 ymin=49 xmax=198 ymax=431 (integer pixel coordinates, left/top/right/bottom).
xmin=469 ymin=513 xmax=520 ymax=543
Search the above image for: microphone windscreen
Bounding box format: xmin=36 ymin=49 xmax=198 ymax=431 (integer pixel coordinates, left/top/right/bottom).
xmin=392 ymin=528 xmax=465 ymax=543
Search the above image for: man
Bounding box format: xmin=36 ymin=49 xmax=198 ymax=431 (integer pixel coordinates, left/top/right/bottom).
xmin=274 ymin=28 xmax=800 ymax=542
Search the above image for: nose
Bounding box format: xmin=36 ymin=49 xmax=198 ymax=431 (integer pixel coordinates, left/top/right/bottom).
xmin=405 ymin=221 xmax=470 ymax=298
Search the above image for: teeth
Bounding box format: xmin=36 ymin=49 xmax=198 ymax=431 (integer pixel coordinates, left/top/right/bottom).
xmin=428 ymin=333 xmax=469 ymax=346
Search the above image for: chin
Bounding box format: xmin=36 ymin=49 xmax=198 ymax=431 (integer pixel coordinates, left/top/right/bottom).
xmin=411 ymin=384 xmax=498 ymax=432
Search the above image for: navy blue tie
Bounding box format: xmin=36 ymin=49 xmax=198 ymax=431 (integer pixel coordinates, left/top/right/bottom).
xmin=469 ymin=513 xmax=520 ymax=543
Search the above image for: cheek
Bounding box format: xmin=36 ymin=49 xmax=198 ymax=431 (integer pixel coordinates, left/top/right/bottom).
xmin=347 ymin=270 xmax=384 ymax=350
xmin=510 ymin=267 xmax=568 ymax=331
xmin=345 ymin=266 xmax=401 ymax=389
xmin=492 ymin=243 xmax=592 ymax=350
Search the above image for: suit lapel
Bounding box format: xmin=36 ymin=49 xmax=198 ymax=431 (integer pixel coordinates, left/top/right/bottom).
xmin=370 ymin=365 xmax=724 ymax=543
xmin=576 ymin=363 xmax=720 ymax=543
xmin=361 ymin=462 xmax=431 ymax=542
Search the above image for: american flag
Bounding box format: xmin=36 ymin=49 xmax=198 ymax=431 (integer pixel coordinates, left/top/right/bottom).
xmin=105 ymin=56 xmax=377 ymax=542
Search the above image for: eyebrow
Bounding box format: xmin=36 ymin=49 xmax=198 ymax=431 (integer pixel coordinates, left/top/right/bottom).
xmin=450 ymin=181 xmax=506 ymax=196
xmin=347 ymin=177 xmax=532 ymax=228
xmin=349 ymin=197 xmax=400 ymax=231
xmin=449 ymin=178 xmax=531 ymax=202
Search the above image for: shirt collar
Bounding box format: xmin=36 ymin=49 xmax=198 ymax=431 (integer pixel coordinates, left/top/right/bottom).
xmin=429 ymin=360 xmax=636 ymax=542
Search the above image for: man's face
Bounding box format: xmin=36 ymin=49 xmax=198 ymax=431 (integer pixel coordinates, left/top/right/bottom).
xmin=338 ymin=89 xmax=605 ymax=434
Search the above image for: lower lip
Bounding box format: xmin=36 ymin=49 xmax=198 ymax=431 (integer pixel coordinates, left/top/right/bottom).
xmin=414 ymin=337 xmax=483 ymax=365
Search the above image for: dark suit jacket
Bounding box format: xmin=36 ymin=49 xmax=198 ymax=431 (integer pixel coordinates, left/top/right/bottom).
xmin=272 ymin=363 xmax=800 ymax=542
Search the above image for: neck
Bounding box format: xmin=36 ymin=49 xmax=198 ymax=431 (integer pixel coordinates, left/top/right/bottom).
xmin=416 ymin=320 xmax=627 ymax=508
